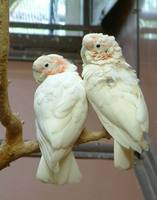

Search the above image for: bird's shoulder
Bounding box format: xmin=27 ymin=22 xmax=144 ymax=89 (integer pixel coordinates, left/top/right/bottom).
xmin=34 ymin=72 xmax=85 ymax=106
xmin=83 ymin=61 xmax=139 ymax=87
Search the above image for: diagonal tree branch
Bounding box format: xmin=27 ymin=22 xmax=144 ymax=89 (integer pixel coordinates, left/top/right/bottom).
xmin=76 ymin=128 xmax=111 ymax=145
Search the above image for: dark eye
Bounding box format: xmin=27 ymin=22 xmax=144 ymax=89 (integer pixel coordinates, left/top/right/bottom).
xmin=44 ymin=63 xmax=49 ymax=67
xmin=96 ymin=44 xmax=101 ymax=48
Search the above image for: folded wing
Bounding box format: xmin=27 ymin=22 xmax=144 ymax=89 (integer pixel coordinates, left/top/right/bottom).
xmin=34 ymin=72 xmax=87 ymax=183
xmin=88 ymin=76 xmax=148 ymax=153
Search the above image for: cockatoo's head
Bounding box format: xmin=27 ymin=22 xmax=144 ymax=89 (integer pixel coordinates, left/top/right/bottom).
xmin=32 ymin=54 xmax=77 ymax=83
xmin=81 ymin=33 xmax=123 ymax=65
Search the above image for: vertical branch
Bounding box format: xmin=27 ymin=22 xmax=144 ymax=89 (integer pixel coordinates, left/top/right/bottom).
xmin=0 ymin=0 xmax=23 ymax=145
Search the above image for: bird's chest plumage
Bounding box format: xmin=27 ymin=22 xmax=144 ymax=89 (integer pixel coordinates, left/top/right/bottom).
xmin=84 ymin=64 xmax=137 ymax=87
xmin=83 ymin=65 xmax=119 ymax=91
xmin=83 ymin=64 xmax=140 ymax=106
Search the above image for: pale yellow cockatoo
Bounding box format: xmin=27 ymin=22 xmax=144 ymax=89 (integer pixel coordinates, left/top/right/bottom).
xmin=81 ymin=33 xmax=149 ymax=169
xmin=33 ymin=54 xmax=88 ymax=184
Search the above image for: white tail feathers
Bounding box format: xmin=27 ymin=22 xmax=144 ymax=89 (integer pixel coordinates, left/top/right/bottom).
xmin=114 ymin=141 xmax=134 ymax=170
xmin=36 ymin=152 xmax=82 ymax=185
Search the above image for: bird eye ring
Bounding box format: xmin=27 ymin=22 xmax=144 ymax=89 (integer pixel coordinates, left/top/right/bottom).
xmin=96 ymin=44 xmax=101 ymax=48
xmin=44 ymin=63 xmax=49 ymax=67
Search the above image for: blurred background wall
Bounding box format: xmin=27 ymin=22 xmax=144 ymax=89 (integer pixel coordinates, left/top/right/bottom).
xmin=0 ymin=0 xmax=157 ymax=199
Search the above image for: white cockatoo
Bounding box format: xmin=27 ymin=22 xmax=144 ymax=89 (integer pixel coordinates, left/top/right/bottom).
xmin=81 ymin=33 xmax=149 ymax=170
xmin=33 ymin=54 xmax=88 ymax=184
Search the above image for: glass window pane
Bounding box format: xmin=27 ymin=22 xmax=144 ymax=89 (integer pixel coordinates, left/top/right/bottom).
xmin=9 ymin=0 xmax=83 ymax=36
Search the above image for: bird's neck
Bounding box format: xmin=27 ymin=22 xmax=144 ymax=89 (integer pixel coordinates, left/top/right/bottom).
xmin=64 ymin=63 xmax=77 ymax=72
xmin=82 ymin=58 xmax=127 ymax=79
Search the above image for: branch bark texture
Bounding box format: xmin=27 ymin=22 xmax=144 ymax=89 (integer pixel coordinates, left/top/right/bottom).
xmin=0 ymin=0 xmax=39 ymax=170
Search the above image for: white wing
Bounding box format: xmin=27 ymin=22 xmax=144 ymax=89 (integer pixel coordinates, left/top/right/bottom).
xmin=84 ymin=65 xmax=148 ymax=153
xmin=34 ymin=72 xmax=88 ymax=169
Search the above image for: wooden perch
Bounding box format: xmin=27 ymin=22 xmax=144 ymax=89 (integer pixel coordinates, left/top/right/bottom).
xmin=76 ymin=128 xmax=111 ymax=145
xmin=0 ymin=0 xmax=38 ymax=170
xmin=0 ymin=0 xmax=110 ymax=170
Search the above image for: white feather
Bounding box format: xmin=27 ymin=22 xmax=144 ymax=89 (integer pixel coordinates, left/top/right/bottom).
xmin=82 ymin=63 xmax=149 ymax=169
xmin=114 ymin=141 xmax=133 ymax=170
xmin=81 ymin=33 xmax=149 ymax=169
xmin=34 ymin=71 xmax=88 ymax=184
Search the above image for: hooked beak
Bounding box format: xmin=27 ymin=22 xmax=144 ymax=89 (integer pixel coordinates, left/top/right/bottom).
xmin=32 ymin=69 xmax=46 ymax=84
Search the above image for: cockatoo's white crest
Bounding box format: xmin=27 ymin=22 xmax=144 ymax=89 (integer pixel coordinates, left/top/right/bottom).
xmin=33 ymin=54 xmax=77 ymax=83
xmin=81 ymin=33 xmax=123 ymax=65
